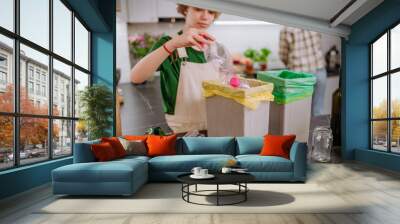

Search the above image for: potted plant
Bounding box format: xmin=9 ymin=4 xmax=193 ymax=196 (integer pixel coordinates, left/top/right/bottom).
xmin=129 ymin=33 xmax=162 ymax=64
xmin=145 ymin=126 xmax=167 ymax=136
xmin=244 ymin=47 xmax=271 ymax=71
xmin=79 ymin=84 xmax=114 ymax=140
xmin=232 ymin=53 xmax=253 ymax=75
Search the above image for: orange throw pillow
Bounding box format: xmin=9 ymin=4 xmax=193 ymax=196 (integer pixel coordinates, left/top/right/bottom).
xmin=91 ymin=142 xmax=117 ymax=161
xmin=124 ymin=135 xmax=148 ymax=141
xmin=260 ymin=134 xmax=296 ymax=159
xmin=101 ymin=137 xmax=127 ymax=158
xmin=146 ymin=134 xmax=177 ymax=157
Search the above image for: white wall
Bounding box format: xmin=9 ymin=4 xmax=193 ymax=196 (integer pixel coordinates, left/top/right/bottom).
xmin=209 ymin=24 xmax=285 ymax=69
xmin=116 ymin=0 xmax=132 ymax=84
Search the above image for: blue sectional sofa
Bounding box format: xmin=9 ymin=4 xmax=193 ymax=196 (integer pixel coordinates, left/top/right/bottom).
xmin=52 ymin=137 xmax=307 ymax=196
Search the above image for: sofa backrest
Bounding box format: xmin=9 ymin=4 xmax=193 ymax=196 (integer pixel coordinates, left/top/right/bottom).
xmin=73 ymin=139 xmax=100 ymax=163
xmin=235 ymin=136 xmax=264 ymax=155
xmin=74 ymin=136 xmax=270 ymax=161
xmin=177 ymin=137 xmax=236 ymax=155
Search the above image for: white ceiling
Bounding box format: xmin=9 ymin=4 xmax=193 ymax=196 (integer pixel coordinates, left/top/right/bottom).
xmin=173 ymin=0 xmax=384 ymax=37
xmin=224 ymin=0 xmax=352 ymax=22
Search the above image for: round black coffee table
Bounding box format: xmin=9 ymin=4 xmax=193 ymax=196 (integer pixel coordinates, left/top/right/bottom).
xmin=177 ymin=173 xmax=255 ymax=206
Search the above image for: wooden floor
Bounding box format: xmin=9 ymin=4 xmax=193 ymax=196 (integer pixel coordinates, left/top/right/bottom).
xmin=0 ymin=161 xmax=400 ymax=224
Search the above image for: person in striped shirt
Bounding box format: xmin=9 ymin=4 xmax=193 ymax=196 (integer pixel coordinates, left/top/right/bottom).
xmin=279 ymin=27 xmax=327 ymax=117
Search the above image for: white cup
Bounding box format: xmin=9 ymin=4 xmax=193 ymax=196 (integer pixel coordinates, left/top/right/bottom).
xmin=221 ymin=167 xmax=232 ymax=174
xmin=200 ymin=169 xmax=208 ymax=176
xmin=191 ymin=167 xmax=202 ymax=176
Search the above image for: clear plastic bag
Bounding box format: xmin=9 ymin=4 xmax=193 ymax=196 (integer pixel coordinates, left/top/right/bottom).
xmin=205 ymin=42 xmax=234 ymax=85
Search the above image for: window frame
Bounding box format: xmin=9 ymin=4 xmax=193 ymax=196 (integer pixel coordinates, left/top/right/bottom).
xmin=0 ymin=71 xmax=7 ymax=86
xmin=370 ymin=20 xmax=400 ymax=154
xmin=0 ymin=0 xmax=92 ymax=171
xmin=0 ymin=53 xmax=7 ymax=68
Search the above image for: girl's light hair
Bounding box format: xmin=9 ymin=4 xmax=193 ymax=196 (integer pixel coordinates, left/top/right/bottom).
xmin=177 ymin=4 xmax=221 ymax=20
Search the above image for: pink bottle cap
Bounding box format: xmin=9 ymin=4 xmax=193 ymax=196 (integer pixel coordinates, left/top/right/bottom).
xmin=230 ymin=75 xmax=240 ymax=88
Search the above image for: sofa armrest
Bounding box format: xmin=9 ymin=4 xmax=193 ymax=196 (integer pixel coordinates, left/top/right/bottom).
xmin=289 ymin=141 xmax=307 ymax=182
xmin=73 ymin=140 xmax=100 ymax=163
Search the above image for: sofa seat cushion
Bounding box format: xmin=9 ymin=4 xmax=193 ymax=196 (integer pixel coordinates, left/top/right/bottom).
xmin=149 ymin=154 xmax=235 ymax=172
xmin=236 ymin=155 xmax=293 ymax=172
xmin=116 ymin=155 xmax=150 ymax=163
xmin=53 ymin=159 xmax=147 ymax=183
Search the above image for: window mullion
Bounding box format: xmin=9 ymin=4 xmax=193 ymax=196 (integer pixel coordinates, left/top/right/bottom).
xmin=49 ymin=0 xmax=54 ymax=160
xmin=370 ymin=45 xmax=373 ymax=149
xmin=13 ymin=0 xmax=20 ymax=167
xmin=88 ymin=31 xmax=91 ymax=75
xmin=71 ymin=10 xmax=76 ymax=154
xmin=388 ymin=29 xmax=392 ymax=152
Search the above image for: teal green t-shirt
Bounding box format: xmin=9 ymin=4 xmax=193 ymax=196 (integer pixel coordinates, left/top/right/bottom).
xmin=149 ymin=33 xmax=207 ymax=114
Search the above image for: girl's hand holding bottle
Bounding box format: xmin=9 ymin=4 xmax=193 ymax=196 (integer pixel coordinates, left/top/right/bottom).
xmin=164 ymin=28 xmax=215 ymax=52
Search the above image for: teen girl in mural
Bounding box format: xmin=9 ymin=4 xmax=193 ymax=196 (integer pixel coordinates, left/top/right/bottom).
xmin=130 ymin=4 xmax=232 ymax=135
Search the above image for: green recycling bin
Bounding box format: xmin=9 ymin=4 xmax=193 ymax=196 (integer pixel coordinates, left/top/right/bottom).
xmin=257 ymin=70 xmax=316 ymax=104
xmin=257 ymin=70 xmax=317 ymax=142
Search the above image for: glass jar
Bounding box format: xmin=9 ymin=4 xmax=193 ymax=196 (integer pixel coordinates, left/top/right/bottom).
xmin=311 ymin=126 xmax=333 ymax=162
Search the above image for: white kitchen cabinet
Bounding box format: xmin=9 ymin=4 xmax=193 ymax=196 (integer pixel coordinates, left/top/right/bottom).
xmin=157 ymin=0 xmax=183 ymax=18
xmin=127 ymin=0 xmax=183 ymax=23
xmin=127 ymin=0 xmax=158 ymax=23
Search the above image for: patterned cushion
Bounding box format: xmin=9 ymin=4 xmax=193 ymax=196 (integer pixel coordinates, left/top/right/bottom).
xmin=119 ymin=137 xmax=147 ymax=156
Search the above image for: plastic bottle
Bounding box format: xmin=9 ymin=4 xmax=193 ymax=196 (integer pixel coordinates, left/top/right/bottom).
xmin=206 ymin=43 xmax=234 ymax=85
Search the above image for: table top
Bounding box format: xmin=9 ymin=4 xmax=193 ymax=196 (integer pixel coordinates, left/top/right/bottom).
xmin=177 ymin=172 xmax=255 ymax=185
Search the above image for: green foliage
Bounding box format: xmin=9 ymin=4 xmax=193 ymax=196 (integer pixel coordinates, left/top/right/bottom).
xmin=145 ymin=127 xmax=166 ymax=136
xmin=79 ymin=84 xmax=113 ymax=140
xmin=244 ymin=48 xmax=257 ymax=59
xmin=372 ymin=99 xmax=400 ymax=140
xmin=244 ymin=47 xmax=271 ymax=62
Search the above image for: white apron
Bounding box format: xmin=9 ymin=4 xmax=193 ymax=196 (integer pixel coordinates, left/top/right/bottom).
xmin=165 ymin=47 xmax=220 ymax=133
